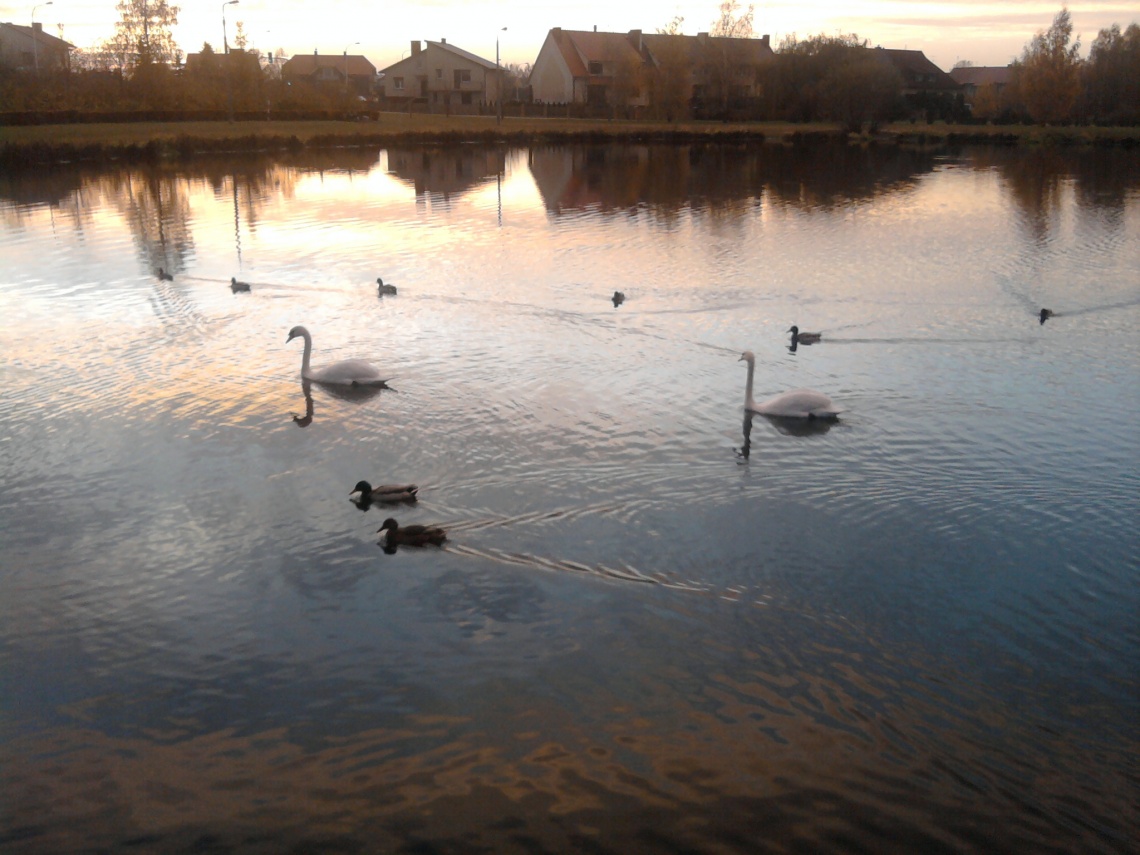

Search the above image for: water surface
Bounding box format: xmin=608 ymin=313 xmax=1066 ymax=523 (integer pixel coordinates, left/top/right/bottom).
xmin=1 ymin=142 xmax=1138 ymax=853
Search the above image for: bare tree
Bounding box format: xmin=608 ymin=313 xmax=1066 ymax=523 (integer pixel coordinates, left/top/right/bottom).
xmin=711 ymin=0 xmax=753 ymax=39
xmin=100 ymin=0 xmax=181 ymax=72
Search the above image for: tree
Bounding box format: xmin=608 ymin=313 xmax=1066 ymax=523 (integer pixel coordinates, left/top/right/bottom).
xmin=658 ymin=16 xmax=684 ymax=36
xmin=711 ymin=0 xmax=753 ymax=39
xmin=1012 ymin=7 xmax=1082 ymax=123
xmin=1083 ymin=22 xmax=1140 ymax=124
xmin=100 ymin=0 xmax=181 ymax=72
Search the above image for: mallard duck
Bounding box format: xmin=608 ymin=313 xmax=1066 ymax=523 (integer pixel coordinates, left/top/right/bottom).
xmin=231 ymin=277 xmax=251 ymax=293
xmin=158 ymin=267 xmax=174 ymax=281
xmin=739 ymin=351 xmax=842 ymax=419
xmin=612 ymin=291 xmax=625 ymax=307
xmin=1039 ymin=308 xmax=1054 ymax=324
xmin=377 ymin=278 xmax=398 ymax=296
xmin=788 ymin=325 xmax=821 ymax=345
xmin=286 ymin=325 xmax=391 ymax=386
xmin=377 ymin=518 xmax=447 ymax=547
xmin=350 ymin=481 xmax=418 ymax=504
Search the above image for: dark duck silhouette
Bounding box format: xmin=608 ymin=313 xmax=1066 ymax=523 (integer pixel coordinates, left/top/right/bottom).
xmin=788 ymin=325 xmax=821 ymax=346
xmin=1039 ymin=308 xmax=1054 ymax=324
xmin=231 ymin=277 xmax=251 ymax=293
xmin=377 ymin=278 xmax=398 ymax=296
xmin=612 ymin=291 xmax=625 ymax=307
xmin=350 ymin=481 xmax=418 ymax=506
xmin=158 ymin=267 xmax=174 ymax=281
xmin=377 ymin=518 xmax=447 ymax=548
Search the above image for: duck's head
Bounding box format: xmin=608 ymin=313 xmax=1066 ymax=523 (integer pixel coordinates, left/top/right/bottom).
xmin=377 ymin=518 xmax=398 ymax=533
xmin=788 ymin=325 xmax=799 ymax=335
xmin=351 ymin=480 xmax=372 ymax=496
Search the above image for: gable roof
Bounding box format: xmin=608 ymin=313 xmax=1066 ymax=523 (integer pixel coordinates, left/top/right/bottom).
xmin=425 ymin=40 xmax=498 ymax=71
xmin=282 ymin=54 xmax=376 ymax=77
xmin=949 ymin=65 xmax=1013 ymax=87
xmin=546 ymin=28 xmax=643 ymax=79
xmin=874 ymin=47 xmax=960 ymax=90
xmin=0 ymin=21 xmax=74 ymax=50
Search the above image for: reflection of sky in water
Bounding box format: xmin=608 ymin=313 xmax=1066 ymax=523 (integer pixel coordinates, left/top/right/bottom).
xmin=1 ymin=144 xmax=1139 ymax=853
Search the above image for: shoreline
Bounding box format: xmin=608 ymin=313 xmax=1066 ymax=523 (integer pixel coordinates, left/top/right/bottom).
xmin=2 ymin=114 xmax=1137 ymax=168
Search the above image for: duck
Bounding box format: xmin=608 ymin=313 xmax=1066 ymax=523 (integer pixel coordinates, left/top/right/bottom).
xmin=377 ymin=278 xmax=398 ymax=296
xmin=350 ymin=481 xmax=418 ymax=504
xmin=788 ymin=325 xmax=822 ymax=345
xmin=231 ymin=277 xmax=251 ymax=293
xmin=1039 ymin=308 xmax=1054 ymax=324
xmin=612 ymin=291 xmax=625 ymax=307
xmin=739 ymin=351 xmax=842 ymax=419
xmin=286 ymin=325 xmax=392 ymax=386
xmin=377 ymin=517 xmax=447 ymax=548
xmin=157 ymin=267 xmax=174 ymax=281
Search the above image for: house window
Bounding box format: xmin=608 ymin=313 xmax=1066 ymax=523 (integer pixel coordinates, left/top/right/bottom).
xmin=588 ymin=61 xmax=603 ymax=75
xmin=393 ymin=76 xmax=404 ymax=90
xmin=436 ymin=68 xmax=442 ymax=78
xmin=453 ymin=69 xmax=471 ymax=87
xmin=461 ymin=92 xmax=472 ymax=105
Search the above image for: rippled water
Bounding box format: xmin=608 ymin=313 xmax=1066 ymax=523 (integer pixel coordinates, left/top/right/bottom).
xmin=1 ymin=142 xmax=1138 ymax=853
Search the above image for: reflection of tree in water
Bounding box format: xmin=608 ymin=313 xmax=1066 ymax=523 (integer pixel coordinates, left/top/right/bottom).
xmin=975 ymin=145 xmax=1140 ymax=241
xmin=528 ymin=142 xmax=940 ymax=221
xmin=385 ymin=146 xmax=506 ymax=201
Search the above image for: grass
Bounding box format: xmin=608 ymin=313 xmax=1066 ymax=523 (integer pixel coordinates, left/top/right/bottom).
xmin=1 ymin=114 xmax=1136 ymax=167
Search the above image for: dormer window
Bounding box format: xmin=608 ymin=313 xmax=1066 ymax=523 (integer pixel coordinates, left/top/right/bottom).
xmin=588 ymin=61 xmax=603 ymax=75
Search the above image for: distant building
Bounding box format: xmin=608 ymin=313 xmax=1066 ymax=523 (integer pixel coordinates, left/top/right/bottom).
xmin=0 ymin=21 xmax=73 ymax=72
xmin=377 ymin=39 xmax=501 ymax=114
xmin=530 ymin=27 xmax=774 ymax=111
xmin=282 ymin=51 xmax=377 ymax=97
xmin=873 ymin=48 xmax=961 ymax=97
xmin=949 ymin=65 xmax=1013 ymax=100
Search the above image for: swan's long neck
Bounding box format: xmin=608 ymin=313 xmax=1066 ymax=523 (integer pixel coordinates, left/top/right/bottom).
xmin=298 ymin=330 xmax=313 ymax=377
xmin=744 ymin=357 xmax=757 ymax=410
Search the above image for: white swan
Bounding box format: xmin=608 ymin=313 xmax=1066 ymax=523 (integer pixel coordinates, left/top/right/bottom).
xmin=286 ymin=325 xmax=391 ymax=386
xmin=739 ymin=351 xmax=842 ymax=419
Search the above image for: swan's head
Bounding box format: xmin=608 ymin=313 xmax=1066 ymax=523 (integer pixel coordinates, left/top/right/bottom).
xmin=739 ymin=351 xmax=755 ymax=365
xmin=286 ymin=325 xmax=308 ymax=343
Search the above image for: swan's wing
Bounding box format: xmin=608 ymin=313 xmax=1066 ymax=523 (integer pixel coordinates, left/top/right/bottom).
xmin=754 ymin=388 xmax=841 ymax=418
xmin=309 ymin=358 xmax=392 ymax=386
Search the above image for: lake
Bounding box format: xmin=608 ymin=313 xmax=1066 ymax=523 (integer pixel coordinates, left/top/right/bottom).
xmin=1 ymin=141 xmax=1138 ymax=853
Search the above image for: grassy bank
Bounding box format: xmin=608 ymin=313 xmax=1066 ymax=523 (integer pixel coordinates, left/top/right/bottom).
xmin=1 ymin=114 xmax=1136 ymax=167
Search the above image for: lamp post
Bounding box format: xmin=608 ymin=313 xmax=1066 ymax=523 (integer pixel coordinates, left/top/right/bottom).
xmin=31 ymin=1 xmax=53 ymax=74
xmin=222 ymin=0 xmax=239 ymax=122
xmin=495 ymin=26 xmax=506 ymax=124
xmin=344 ymin=41 xmax=359 ymax=104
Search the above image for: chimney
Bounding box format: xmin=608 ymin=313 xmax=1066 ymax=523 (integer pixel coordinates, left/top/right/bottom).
xmin=593 ymin=25 xmax=597 ymax=32
xmin=411 ymin=40 xmax=421 ymax=55
xmin=314 ymin=48 xmax=318 ymax=55
xmin=761 ymin=34 xmax=770 ymax=48
xmin=32 ymin=22 xmax=43 ymax=33
xmin=629 ymin=29 xmax=642 ymax=51
xmin=440 ymin=37 xmax=446 ymax=44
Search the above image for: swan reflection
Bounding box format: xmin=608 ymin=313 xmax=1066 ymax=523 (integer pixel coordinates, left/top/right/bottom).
xmin=736 ymin=412 xmax=753 ymax=461
xmin=761 ymin=413 xmax=835 ymax=437
xmin=292 ymin=378 xmax=385 ymax=428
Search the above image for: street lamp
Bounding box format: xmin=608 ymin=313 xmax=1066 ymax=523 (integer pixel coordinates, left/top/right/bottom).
xmin=222 ymin=0 xmax=239 ymax=54
xmin=344 ymin=41 xmax=359 ymax=100
xmin=31 ymin=1 xmax=53 ymax=74
xmin=222 ymin=0 xmax=239 ymax=122
xmin=495 ymin=26 xmax=506 ymax=124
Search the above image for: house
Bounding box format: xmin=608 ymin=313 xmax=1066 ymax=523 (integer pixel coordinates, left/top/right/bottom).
xmin=529 ymin=27 xmax=774 ymax=112
xmin=873 ymin=48 xmax=960 ymax=97
xmin=0 ymin=21 xmax=73 ymax=72
xmin=281 ymin=50 xmax=377 ymax=97
xmin=949 ymin=65 xmax=1012 ymax=99
xmin=377 ymin=39 xmax=502 ymax=114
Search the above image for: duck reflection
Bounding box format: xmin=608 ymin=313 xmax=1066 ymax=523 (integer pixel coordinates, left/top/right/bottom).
xmin=292 ymin=378 xmax=385 ymax=428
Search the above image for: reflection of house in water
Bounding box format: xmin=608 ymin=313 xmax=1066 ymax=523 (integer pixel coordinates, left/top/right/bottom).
xmin=385 ymin=147 xmax=505 ymax=200
xmin=528 ymin=144 xmax=948 ymax=219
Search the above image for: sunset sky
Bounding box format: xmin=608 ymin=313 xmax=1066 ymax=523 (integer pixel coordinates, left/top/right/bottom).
xmin=5 ymin=0 xmax=1137 ymax=73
